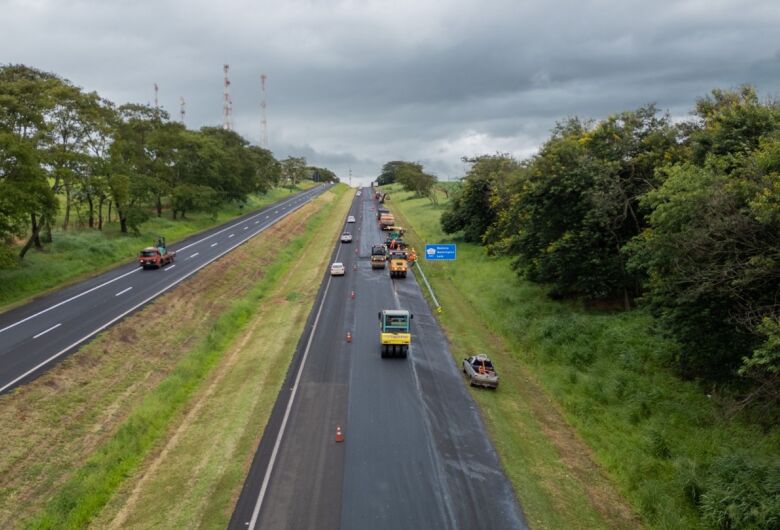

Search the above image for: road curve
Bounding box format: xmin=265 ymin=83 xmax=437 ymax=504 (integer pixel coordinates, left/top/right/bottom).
xmin=0 ymin=184 xmax=332 ymax=394
xmin=229 ymin=190 xmax=527 ymax=529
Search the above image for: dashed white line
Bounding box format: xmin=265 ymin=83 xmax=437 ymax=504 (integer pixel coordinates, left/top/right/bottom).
xmin=255 ymin=221 xmax=259 ymax=224
xmin=229 ymin=234 xmax=235 ymax=238
xmin=244 ymin=226 xmax=249 ymax=230
xmin=164 ymin=265 xmax=176 ymax=271
xmin=265 ymin=216 xmax=269 ymax=219
xmin=115 ymin=287 xmax=133 ymax=297
xmin=189 ymin=252 xmax=199 ymax=259
xmin=33 ymin=323 xmax=62 ymax=339
xmin=211 ymin=242 xmax=218 ymax=247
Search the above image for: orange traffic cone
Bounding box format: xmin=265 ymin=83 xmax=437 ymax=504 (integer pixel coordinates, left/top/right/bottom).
xmin=351 ymin=290 xmax=355 ymax=299
xmin=346 ymin=331 xmax=352 ymax=343
xmin=335 ymin=425 xmax=344 ymax=442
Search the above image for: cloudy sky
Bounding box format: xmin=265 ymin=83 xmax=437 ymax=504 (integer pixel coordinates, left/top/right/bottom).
xmin=3 ymin=0 xmax=779 ymax=185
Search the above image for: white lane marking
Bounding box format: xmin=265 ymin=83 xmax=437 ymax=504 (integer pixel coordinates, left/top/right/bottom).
xmin=175 ymin=188 xmax=319 ymax=252
xmin=189 ymin=252 xmax=199 ymax=259
xmin=229 ymin=234 xmax=235 ymax=238
xmin=0 ymin=187 xmax=324 ymax=336
xmin=0 ymin=187 xmax=324 ymax=394
xmin=274 ymin=210 xmax=278 ymax=213
xmin=211 ymin=242 xmax=218 ymax=247
xmin=244 ymin=226 xmax=249 ymax=230
xmin=164 ymin=265 xmax=176 ymax=271
xmin=33 ymin=323 xmax=62 ymax=339
xmin=0 ymin=267 xmax=141 ymax=335
xmin=115 ymin=287 xmax=133 ymax=297
xmin=247 ymin=239 xmax=343 ymax=530
xmin=255 ymin=221 xmax=259 ymax=224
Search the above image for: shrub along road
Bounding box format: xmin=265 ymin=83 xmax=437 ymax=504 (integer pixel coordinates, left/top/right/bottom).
xmin=229 ymin=190 xmax=526 ymax=529
xmin=0 ymin=184 xmax=331 ymax=394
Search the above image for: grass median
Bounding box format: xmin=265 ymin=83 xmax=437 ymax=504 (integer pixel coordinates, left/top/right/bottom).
xmin=2 ymin=184 xmax=351 ymax=529
xmin=382 ymin=184 xmax=779 ymax=529
xmin=0 ymin=182 xmax=317 ymax=311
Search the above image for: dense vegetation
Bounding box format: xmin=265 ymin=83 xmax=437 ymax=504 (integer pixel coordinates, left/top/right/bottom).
xmin=0 ymin=64 xmax=338 ymax=269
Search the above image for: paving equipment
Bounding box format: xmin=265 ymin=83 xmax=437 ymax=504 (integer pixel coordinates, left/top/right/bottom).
xmin=139 ymin=236 xmax=176 ymax=269
xmin=379 ymin=213 xmax=395 ymax=230
xmin=371 ymin=244 xmax=387 ymax=269
xmin=389 ymin=257 xmax=408 ymax=278
xmin=376 ymin=207 xmax=390 ymax=221
xmin=378 ymin=309 xmax=413 ymax=358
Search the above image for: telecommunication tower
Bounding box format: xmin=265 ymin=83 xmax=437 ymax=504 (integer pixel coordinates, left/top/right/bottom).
xmin=223 ymin=64 xmax=232 ymax=131
xmin=154 ymin=83 xmax=159 ymax=109
xmin=260 ymin=73 xmax=269 ymax=147
xmin=180 ymin=96 xmax=186 ymax=125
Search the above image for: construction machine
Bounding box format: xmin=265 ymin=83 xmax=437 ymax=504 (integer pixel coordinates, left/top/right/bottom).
xmin=378 ymin=309 xmax=412 ymax=358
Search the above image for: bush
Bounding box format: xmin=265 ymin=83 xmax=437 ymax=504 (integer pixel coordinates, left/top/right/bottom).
xmin=700 ymin=453 xmax=780 ymax=529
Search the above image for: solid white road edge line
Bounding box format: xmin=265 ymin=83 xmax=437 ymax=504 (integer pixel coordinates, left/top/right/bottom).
xmin=0 ymin=188 xmax=322 ymax=393
xmin=247 ymin=235 xmax=343 ymax=530
xmin=33 ymin=323 xmax=61 ymax=339
xmin=0 ymin=187 xmax=323 ymax=336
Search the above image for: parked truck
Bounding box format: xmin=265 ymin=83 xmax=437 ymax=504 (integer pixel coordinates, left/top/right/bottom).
xmin=371 ymin=244 xmax=387 ymax=269
xmin=379 ymin=213 xmax=395 ymax=231
xmin=376 ymin=207 xmax=390 ymax=221
xmin=139 ymin=236 xmax=176 ymax=269
xmin=378 ymin=309 xmax=413 ymax=358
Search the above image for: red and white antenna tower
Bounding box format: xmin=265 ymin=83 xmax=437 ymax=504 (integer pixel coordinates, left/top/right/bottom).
xmin=222 ymin=64 xmax=232 ymax=131
xmin=260 ymin=73 xmax=269 ymax=147
xmin=180 ymin=96 xmax=186 ymax=125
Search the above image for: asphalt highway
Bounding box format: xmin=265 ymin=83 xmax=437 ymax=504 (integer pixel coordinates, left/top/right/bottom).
xmin=229 ymin=190 xmax=527 ymax=529
xmin=0 ymin=184 xmax=331 ymax=394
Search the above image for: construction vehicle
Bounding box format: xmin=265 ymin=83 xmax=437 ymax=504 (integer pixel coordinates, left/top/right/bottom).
xmin=139 ymin=236 xmax=176 ymax=269
xmin=378 ymin=309 xmax=413 ymax=358
xmin=388 ymin=226 xmax=405 ymax=236
xmin=376 ymin=207 xmax=390 ymax=220
xmin=463 ymin=354 xmax=499 ymax=389
xmin=389 ymin=257 xmax=408 ymax=278
xmin=371 ymin=244 xmax=387 ymax=269
xmin=379 ymin=213 xmax=395 ymax=230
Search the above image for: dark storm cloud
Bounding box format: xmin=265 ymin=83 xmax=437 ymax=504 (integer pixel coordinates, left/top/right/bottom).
xmin=3 ymin=0 xmax=779 ymax=181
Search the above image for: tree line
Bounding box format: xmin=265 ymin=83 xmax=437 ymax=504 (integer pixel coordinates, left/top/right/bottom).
xmin=0 ymin=64 xmax=338 ymax=266
xmin=434 ymin=86 xmax=779 ymax=405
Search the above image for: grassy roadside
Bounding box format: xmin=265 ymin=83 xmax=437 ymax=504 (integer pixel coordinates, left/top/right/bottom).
xmin=382 ymin=185 xmax=779 ymax=529
xmin=0 ymin=182 xmax=317 ymax=311
xmin=90 ymin=185 xmax=354 ymax=529
xmin=1 ymin=184 xmax=350 ymax=529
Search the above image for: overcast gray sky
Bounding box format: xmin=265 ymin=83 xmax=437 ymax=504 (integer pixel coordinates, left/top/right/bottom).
xmin=3 ymin=0 xmax=779 ymax=185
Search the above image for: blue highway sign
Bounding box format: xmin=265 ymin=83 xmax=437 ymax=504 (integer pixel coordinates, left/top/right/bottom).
xmin=425 ymin=244 xmax=456 ymax=261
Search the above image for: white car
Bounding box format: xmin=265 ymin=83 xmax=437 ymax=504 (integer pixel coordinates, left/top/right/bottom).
xmin=356 ymin=191 xmax=362 ymax=196
xmin=330 ymin=262 xmax=346 ymax=276
xmin=341 ymin=233 xmax=353 ymax=243
xmin=347 ymin=215 xmax=356 ymax=223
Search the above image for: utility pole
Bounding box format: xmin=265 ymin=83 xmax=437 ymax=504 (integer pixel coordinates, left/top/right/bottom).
xmin=260 ymin=73 xmax=269 ymax=148
xmin=349 ymin=167 xmax=352 ymax=187
xmin=223 ymin=64 xmax=232 ymax=131
xmin=154 ymin=83 xmax=159 ymax=110
xmin=179 ymin=96 xmax=186 ymax=126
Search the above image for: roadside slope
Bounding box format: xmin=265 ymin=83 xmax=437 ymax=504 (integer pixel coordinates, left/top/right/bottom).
xmin=0 ymin=186 xmax=350 ymax=529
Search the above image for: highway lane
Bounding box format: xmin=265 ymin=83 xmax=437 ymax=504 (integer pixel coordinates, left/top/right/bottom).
xmin=0 ymin=184 xmax=331 ymax=393
xmin=230 ymin=189 xmax=526 ymax=529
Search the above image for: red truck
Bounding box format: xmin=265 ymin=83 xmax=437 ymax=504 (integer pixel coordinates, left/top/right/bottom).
xmin=139 ymin=237 xmax=176 ymax=269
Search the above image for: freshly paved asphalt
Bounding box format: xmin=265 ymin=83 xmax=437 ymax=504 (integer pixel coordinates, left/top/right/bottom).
xmin=230 ymin=190 xmax=527 ymax=529
xmin=0 ymin=184 xmax=331 ymax=394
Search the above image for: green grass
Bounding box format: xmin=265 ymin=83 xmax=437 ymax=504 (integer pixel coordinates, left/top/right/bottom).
xmin=382 ymin=184 xmax=780 ymax=529
xmin=23 ymin=184 xmax=349 ymax=530
xmin=0 ymin=182 xmax=317 ymax=311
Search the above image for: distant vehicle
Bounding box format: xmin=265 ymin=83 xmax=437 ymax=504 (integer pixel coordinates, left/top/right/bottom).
xmin=347 ymin=215 xmax=356 ymax=223
xmin=463 ymin=354 xmax=499 ymax=389
xmin=330 ymin=262 xmax=346 ymax=276
xmin=379 ymin=213 xmax=395 ymax=230
xmin=376 ymin=207 xmax=390 ymax=220
xmin=378 ymin=309 xmax=413 ymax=358
xmin=356 ymin=191 xmax=362 ymax=196
xmin=371 ymin=244 xmax=387 ymax=269
xmin=139 ymin=236 xmax=176 ymax=269
xmin=341 ymin=233 xmax=353 ymax=243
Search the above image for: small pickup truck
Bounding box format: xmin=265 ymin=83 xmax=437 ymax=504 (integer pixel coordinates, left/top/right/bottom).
xmin=463 ymin=354 xmax=499 ymax=389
